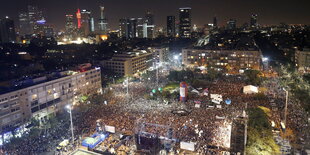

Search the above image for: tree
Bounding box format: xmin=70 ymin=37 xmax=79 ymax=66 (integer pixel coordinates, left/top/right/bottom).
xmin=244 ymin=69 xmax=263 ymax=85
xmin=246 ymin=107 xmax=280 ymax=154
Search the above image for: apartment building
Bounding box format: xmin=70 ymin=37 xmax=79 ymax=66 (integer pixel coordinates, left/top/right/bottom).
xmin=182 ymin=47 xmax=262 ymax=71
xmin=0 ymin=67 xmax=102 ymax=141
xmin=148 ymin=47 xmax=169 ymax=64
xmin=101 ymin=51 xmax=153 ymax=76
xmin=295 ymin=49 xmax=310 ymax=73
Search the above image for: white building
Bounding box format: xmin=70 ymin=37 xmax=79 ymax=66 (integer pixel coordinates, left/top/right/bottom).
xmin=0 ymin=67 xmax=102 ymax=142
xmin=148 ymin=47 xmax=169 ymax=65
xmin=295 ymin=49 xmax=310 ymax=73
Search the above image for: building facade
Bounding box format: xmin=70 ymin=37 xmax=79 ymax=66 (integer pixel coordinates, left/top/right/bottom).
xmin=179 ymin=7 xmax=191 ymax=38
xmin=65 ymin=14 xmax=75 ymax=38
xmin=0 ymin=67 xmax=102 ymax=140
xmin=98 ymin=6 xmax=108 ymax=34
xmin=101 ymin=51 xmax=153 ymax=76
xmin=149 ymin=47 xmax=169 ymax=64
xmin=167 ymin=16 xmax=175 ymax=37
xmin=250 ymin=14 xmax=258 ymax=28
xmin=227 ymin=19 xmax=237 ymax=30
xmin=182 ymin=48 xmax=262 ymax=71
xmin=295 ymin=49 xmax=310 ymax=72
xmin=18 ymin=12 xmax=31 ymax=35
xmin=0 ymin=17 xmax=16 ymax=43
xmin=80 ymin=9 xmax=92 ymax=36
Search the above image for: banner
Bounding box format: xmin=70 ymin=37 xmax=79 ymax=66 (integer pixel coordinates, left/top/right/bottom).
xmin=105 ymin=125 xmax=115 ymax=133
xmin=180 ymin=141 xmax=195 ymax=151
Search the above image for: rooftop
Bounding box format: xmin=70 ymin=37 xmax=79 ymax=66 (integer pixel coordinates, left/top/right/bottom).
xmin=0 ymin=64 xmax=98 ymax=95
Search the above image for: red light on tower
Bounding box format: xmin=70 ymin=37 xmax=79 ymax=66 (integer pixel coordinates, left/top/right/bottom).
xmin=76 ymin=9 xmax=81 ymax=29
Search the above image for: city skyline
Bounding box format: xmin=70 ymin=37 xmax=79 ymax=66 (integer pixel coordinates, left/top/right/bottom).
xmin=0 ymin=0 xmax=310 ymax=31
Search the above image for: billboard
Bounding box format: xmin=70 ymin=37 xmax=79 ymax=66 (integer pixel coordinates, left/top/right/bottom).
xmin=105 ymin=125 xmax=116 ymax=133
xmin=210 ymin=94 xmax=223 ymax=104
xmin=180 ymin=141 xmax=195 ymax=151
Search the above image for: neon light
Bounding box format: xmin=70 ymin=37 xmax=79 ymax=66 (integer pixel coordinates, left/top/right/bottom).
xmin=76 ymin=9 xmax=81 ymax=29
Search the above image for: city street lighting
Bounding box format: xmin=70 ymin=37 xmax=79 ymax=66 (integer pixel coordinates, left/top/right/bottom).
xmin=126 ymin=76 xmax=129 ymax=95
xmin=282 ymin=88 xmax=288 ymax=134
xmin=173 ymin=55 xmax=179 ymax=60
xmin=66 ymin=104 xmax=74 ymax=145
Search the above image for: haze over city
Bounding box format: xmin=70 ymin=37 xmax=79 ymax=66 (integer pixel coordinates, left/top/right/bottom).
xmin=0 ymin=0 xmax=309 ymax=154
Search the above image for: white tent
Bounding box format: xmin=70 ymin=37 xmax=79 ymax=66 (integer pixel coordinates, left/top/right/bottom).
xmin=243 ymin=85 xmax=258 ymax=94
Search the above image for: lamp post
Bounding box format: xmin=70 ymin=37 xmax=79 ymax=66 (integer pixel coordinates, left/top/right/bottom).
xmin=66 ymin=105 xmax=74 ymax=145
xmin=283 ymin=88 xmax=288 ymax=133
xmin=126 ymin=76 xmax=129 ymax=95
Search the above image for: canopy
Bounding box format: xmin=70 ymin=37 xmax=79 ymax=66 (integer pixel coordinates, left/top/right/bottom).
xmin=243 ymin=85 xmax=258 ymax=94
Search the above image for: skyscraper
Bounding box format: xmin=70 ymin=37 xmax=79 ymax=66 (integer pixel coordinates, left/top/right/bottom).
xmin=145 ymin=11 xmax=154 ymax=25
xmin=167 ymin=16 xmax=175 ymax=37
xmin=19 ymin=11 xmax=31 ymax=35
xmin=179 ymin=7 xmax=191 ymax=38
xmin=227 ymin=19 xmax=236 ymax=30
xmin=137 ymin=18 xmax=144 ymax=38
xmin=0 ymin=16 xmax=16 ymax=43
xmin=76 ymin=9 xmax=81 ymax=29
xmin=80 ymin=9 xmax=91 ymax=36
xmin=98 ymin=6 xmax=108 ymax=34
xmin=143 ymin=23 xmax=155 ymax=39
xmin=27 ymin=5 xmax=38 ymax=33
xmin=144 ymin=11 xmax=155 ymax=39
xmin=65 ymin=14 xmax=75 ymax=38
xmin=128 ymin=18 xmax=137 ymax=38
xmin=119 ymin=18 xmax=128 ymax=38
xmin=250 ymin=14 xmax=258 ymax=28
xmin=90 ymin=17 xmax=95 ymax=32
xmin=213 ymin=16 xmax=218 ymax=28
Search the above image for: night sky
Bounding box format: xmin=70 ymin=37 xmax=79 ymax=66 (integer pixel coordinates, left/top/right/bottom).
xmin=1 ymin=0 xmax=310 ymax=31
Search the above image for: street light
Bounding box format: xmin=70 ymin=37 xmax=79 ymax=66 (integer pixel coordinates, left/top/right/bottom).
xmin=173 ymin=55 xmax=179 ymax=60
xmin=66 ymin=104 xmax=75 ymax=145
xmin=282 ymin=88 xmax=288 ymax=134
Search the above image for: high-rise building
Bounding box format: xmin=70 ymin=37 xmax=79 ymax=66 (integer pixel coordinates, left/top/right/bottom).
xmin=143 ymin=11 xmax=155 ymax=39
xmin=27 ymin=5 xmax=39 ymax=33
xmin=119 ymin=16 xmax=154 ymax=39
xmin=18 ymin=11 xmax=31 ymax=35
xmin=128 ymin=18 xmax=137 ymax=38
xmin=143 ymin=24 xmax=155 ymax=39
xmin=227 ymin=19 xmax=236 ymax=30
xmin=250 ymin=14 xmax=258 ymax=28
xmin=76 ymin=9 xmax=81 ymax=29
xmin=90 ymin=17 xmax=95 ymax=32
xmin=119 ymin=18 xmax=137 ymax=39
xmin=98 ymin=6 xmax=108 ymax=34
xmin=27 ymin=4 xmax=45 ymax=34
xmin=33 ymin=22 xmax=54 ymax=37
xmin=167 ymin=16 xmax=175 ymax=37
xmin=145 ymin=11 xmax=154 ymax=25
xmin=65 ymin=14 xmax=75 ymax=38
xmin=137 ymin=18 xmax=144 ymax=38
xmin=0 ymin=16 xmax=16 ymax=43
xmin=80 ymin=9 xmax=91 ymax=36
xmin=179 ymin=7 xmax=191 ymax=38
xmin=213 ymin=16 xmax=218 ymax=28
xmin=119 ymin=18 xmax=129 ymax=38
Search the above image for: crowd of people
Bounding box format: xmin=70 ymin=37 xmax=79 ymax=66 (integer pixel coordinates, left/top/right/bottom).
xmin=3 ymin=118 xmax=75 ymax=154
xmin=69 ymin=76 xmax=274 ymax=154
xmin=3 ymin=73 xmax=308 ymax=154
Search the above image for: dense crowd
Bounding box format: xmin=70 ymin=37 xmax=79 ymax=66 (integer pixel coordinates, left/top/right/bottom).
xmin=3 ymin=118 xmax=74 ymax=154
xmin=3 ymin=75 xmax=308 ymax=154
xmin=71 ymin=76 xmax=272 ymax=153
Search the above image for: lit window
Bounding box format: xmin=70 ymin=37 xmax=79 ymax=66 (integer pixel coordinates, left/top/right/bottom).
xmin=32 ymin=94 xmax=37 ymax=100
